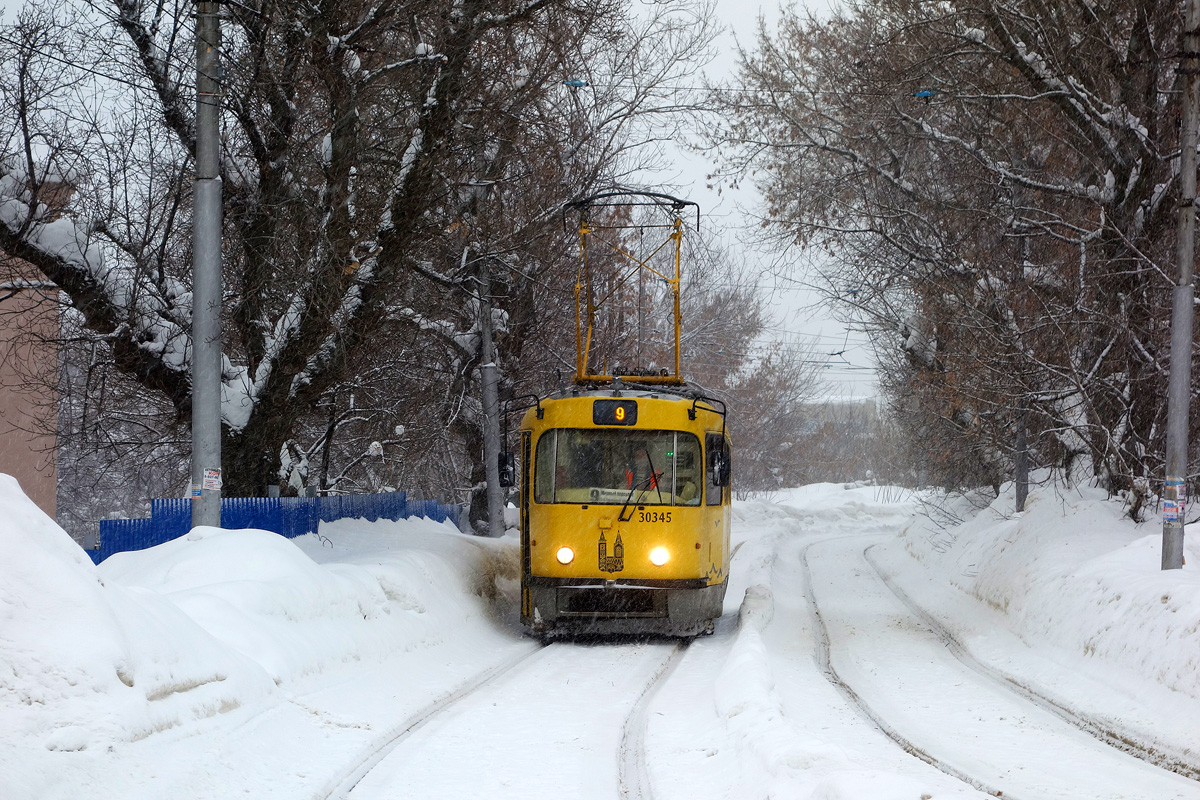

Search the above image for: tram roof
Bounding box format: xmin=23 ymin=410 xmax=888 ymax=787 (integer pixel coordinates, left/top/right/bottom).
xmin=549 ymin=382 xmax=714 ymax=403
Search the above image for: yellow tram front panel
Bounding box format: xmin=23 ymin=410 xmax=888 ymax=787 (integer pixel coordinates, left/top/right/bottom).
xmin=526 ymin=503 xmax=723 ymax=583
xmin=518 ymin=390 xmax=730 ymax=637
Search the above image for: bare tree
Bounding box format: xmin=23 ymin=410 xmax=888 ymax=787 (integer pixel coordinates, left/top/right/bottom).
xmin=0 ymin=0 xmax=719 ymax=527
xmin=720 ymin=341 xmax=822 ymax=496
xmin=713 ymin=0 xmax=1189 ymax=507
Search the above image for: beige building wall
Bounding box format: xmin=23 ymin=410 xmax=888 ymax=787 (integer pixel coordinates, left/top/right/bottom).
xmin=0 ymin=258 xmax=58 ymax=518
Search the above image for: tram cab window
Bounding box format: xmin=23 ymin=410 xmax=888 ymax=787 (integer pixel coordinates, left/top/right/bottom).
xmin=706 ymin=434 xmax=729 ymax=506
xmin=534 ymin=431 xmax=558 ymax=505
xmin=533 ymin=429 xmax=701 ymax=506
xmin=674 ymin=448 xmax=700 ymax=505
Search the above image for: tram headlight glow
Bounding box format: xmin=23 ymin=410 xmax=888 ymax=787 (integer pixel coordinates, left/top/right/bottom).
xmin=556 ymin=546 xmax=575 ymax=565
xmin=649 ymin=547 xmax=670 ymax=566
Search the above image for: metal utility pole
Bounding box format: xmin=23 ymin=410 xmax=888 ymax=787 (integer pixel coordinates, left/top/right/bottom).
xmin=1164 ymin=0 xmax=1200 ymax=569
xmin=1015 ymin=234 xmax=1030 ymax=514
xmin=637 ymin=256 xmax=646 ymax=370
xmin=1014 ymin=406 xmax=1028 ymax=513
xmin=479 ymin=261 xmax=505 ymax=537
xmin=191 ymin=0 xmax=223 ymax=528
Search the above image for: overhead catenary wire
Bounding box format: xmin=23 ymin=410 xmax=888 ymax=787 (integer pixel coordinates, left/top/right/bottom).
xmin=0 ymin=32 xmax=164 ymax=93
xmin=0 ymin=32 xmax=966 ymax=108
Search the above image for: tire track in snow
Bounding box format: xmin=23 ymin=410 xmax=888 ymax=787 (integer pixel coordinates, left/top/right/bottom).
xmin=314 ymin=642 xmax=546 ymax=800
xmin=798 ymin=536 xmax=1018 ymax=799
xmin=618 ymin=640 xmax=689 ymax=800
xmin=863 ymin=544 xmax=1200 ymax=783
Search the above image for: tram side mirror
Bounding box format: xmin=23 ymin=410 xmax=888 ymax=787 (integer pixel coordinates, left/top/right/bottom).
xmin=498 ymin=451 xmax=516 ymax=488
xmin=711 ymin=450 xmax=731 ymax=487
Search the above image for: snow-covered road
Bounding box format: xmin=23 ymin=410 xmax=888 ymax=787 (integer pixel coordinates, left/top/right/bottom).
xmin=5 ymin=476 xmax=1200 ymax=799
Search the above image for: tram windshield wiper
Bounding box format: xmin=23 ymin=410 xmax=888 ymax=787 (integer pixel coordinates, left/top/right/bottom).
xmin=644 ymin=451 xmax=664 ymax=504
xmin=617 ymin=466 xmax=663 ymax=522
xmin=618 ymin=474 xmax=656 ymax=522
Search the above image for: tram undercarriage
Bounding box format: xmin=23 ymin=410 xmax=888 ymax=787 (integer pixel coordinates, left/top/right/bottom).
xmin=526 ymin=577 xmax=727 ymax=638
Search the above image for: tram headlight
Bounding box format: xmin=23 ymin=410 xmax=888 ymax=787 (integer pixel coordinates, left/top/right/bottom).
xmin=649 ymin=547 xmax=670 ymax=566
xmin=556 ymin=546 xmax=575 ymax=565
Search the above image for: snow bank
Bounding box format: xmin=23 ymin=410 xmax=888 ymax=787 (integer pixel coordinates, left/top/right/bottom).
xmin=0 ymin=473 xmax=520 ymax=799
xmin=899 ymin=478 xmax=1200 ymax=701
xmin=98 ymin=525 xmax=403 ymax=683
xmin=0 ymin=475 xmax=274 ymax=796
xmin=714 ymin=582 xmax=856 ymax=783
xmin=714 ymin=509 xmax=848 ymax=799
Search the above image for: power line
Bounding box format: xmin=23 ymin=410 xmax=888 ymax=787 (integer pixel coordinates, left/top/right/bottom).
xmin=0 ymin=32 xmax=159 ymax=94
xmin=562 ymin=80 xmax=900 ymax=98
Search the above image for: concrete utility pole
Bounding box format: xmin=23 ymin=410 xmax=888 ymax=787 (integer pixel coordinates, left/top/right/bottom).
xmin=1164 ymin=0 xmax=1200 ymax=569
xmin=1015 ymin=405 xmax=1028 ymax=513
xmin=637 ymin=238 xmax=646 ymax=370
xmin=191 ymin=0 xmax=223 ymax=528
xmin=479 ymin=261 xmax=505 ymax=537
xmin=1015 ymin=234 xmax=1030 ymax=514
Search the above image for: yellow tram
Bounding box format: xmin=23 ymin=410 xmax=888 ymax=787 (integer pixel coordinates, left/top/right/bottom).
xmin=516 ymin=387 xmax=730 ymax=637
xmin=506 ymin=191 xmax=732 ymax=638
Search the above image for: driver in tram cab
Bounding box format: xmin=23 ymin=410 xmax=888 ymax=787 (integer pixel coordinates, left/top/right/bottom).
xmin=626 ymin=448 xmax=660 ymax=489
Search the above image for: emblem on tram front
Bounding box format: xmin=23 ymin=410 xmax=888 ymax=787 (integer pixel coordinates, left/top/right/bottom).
xmin=598 ymin=532 xmax=624 ymax=573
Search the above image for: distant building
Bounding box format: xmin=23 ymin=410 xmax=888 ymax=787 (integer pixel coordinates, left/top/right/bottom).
xmin=801 ymin=397 xmax=880 ymax=430
xmin=0 ymin=179 xmax=73 ymax=521
xmin=0 ymin=255 xmax=58 ymax=518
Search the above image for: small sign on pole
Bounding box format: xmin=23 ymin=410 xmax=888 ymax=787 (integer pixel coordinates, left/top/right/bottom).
xmin=203 ymin=468 xmax=222 ymax=491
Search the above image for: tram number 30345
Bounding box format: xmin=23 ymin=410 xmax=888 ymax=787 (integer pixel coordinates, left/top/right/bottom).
xmin=636 ymin=510 xmax=672 ymax=523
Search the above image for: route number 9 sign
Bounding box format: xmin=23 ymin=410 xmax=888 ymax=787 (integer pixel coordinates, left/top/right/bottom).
xmin=593 ymin=399 xmax=638 ymax=426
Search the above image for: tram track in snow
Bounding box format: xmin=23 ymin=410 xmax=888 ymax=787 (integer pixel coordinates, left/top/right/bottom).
xmin=618 ymin=640 xmax=690 ymax=800
xmin=314 ymin=642 xmax=547 ymax=800
xmin=315 ymin=635 xmax=689 ymax=800
xmin=861 ymin=544 xmax=1200 ymax=783
xmin=798 ymin=536 xmax=1013 ymax=799
xmin=799 ymin=534 xmax=1200 ymax=800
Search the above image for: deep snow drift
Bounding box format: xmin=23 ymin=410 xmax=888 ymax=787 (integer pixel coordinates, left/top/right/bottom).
xmin=0 ymin=473 xmax=522 ymax=798
xmin=2 ymin=471 xmax=1199 ymax=798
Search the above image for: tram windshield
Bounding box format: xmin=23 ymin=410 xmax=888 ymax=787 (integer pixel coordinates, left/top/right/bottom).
xmin=534 ymin=429 xmax=702 ymax=506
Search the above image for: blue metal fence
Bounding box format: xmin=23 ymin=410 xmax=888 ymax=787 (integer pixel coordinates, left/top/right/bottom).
xmin=89 ymin=492 xmax=465 ymax=564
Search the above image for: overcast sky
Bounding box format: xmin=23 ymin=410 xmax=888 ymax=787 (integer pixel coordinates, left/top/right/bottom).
xmin=667 ymin=0 xmax=877 ymax=400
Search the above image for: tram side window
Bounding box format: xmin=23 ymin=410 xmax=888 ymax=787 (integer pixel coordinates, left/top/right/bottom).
xmin=534 ymin=431 xmax=557 ymax=504
xmin=706 ymin=434 xmax=727 ymax=506
xmin=674 ymin=436 xmax=701 ymax=505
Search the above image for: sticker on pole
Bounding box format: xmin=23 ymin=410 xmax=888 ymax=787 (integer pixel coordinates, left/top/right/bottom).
xmin=1167 ymin=477 xmax=1186 ymax=501
xmin=203 ymin=468 xmax=222 ymax=491
xmin=190 ymin=483 xmax=202 ymax=498
xmin=1164 ymin=500 xmax=1180 ymax=523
